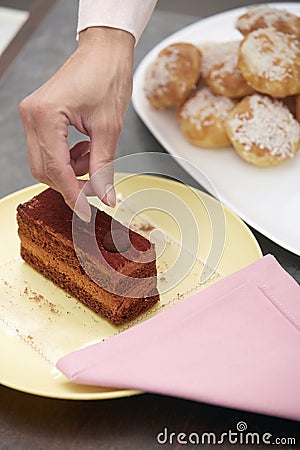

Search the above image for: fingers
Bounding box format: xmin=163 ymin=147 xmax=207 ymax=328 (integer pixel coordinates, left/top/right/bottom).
xmin=37 ymin=117 xmax=91 ymax=221
xmin=19 ymin=98 xmax=53 ymax=187
xmin=89 ymin=121 xmax=122 ymax=208
xmin=19 ymin=93 xmax=120 ymax=217
xmin=19 ymin=98 xmax=91 ymax=222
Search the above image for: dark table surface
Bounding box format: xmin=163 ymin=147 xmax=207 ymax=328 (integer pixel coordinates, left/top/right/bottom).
xmin=1 ymin=1 xmax=300 ymax=449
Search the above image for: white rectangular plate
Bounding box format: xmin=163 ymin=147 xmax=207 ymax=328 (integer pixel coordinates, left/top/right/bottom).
xmin=132 ymin=2 xmax=300 ymax=256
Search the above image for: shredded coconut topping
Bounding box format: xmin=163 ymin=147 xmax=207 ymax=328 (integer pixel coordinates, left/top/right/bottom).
xmin=228 ymin=94 xmax=300 ymax=159
xmin=180 ymin=87 xmax=236 ymax=129
xmin=241 ymin=28 xmax=299 ymax=82
xmin=202 ymin=41 xmax=240 ymax=79
xmin=145 ymin=47 xmax=180 ymax=96
xmin=241 ymin=28 xmax=300 ymax=81
xmin=237 ymin=5 xmax=296 ymax=32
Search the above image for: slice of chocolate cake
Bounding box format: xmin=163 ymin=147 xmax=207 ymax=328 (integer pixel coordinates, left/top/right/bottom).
xmin=17 ymin=188 xmax=159 ymax=325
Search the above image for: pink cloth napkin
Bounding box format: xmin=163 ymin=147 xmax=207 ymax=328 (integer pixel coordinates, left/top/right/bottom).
xmin=57 ymin=255 xmax=300 ymax=421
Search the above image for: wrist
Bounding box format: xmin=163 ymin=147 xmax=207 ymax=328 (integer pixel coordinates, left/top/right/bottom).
xmin=78 ymin=26 xmax=135 ymax=52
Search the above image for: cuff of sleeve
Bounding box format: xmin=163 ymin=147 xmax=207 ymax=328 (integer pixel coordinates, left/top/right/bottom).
xmin=77 ymin=0 xmax=157 ymax=44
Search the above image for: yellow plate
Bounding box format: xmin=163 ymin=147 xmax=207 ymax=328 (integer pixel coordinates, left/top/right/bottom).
xmin=0 ymin=174 xmax=261 ymax=399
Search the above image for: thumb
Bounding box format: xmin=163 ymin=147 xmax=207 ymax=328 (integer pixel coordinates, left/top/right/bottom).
xmin=89 ymin=127 xmax=120 ymax=208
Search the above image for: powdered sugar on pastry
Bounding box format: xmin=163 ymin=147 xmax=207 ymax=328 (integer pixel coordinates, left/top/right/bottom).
xmin=145 ymin=47 xmax=180 ymax=97
xmin=144 ymin=43 xmax=202 ymax=109
xmin=241 ymin=28 xmax=298 ymax=82
xmin=201 ymin=40 xmax=254 ymax=98
xmin=180 ymin=87 xmax=235 ymax=129
xmin=202 ymin=41 xmax=240 ymax=79
xmin=236 ymin=5 xmax=300 ymax=38
xmin=177 ymin=87 xmax=237 ymax=148
xmin=228 ymin=94 xmax=300 ymax=160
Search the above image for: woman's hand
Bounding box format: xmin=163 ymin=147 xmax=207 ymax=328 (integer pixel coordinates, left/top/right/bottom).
xmin=19 ymin=27 xmax=135 ymax=221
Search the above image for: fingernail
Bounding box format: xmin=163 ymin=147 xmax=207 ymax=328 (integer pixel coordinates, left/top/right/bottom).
xmin=104 ymin=184 xmax=116 ymax=208
xmin=91 ymin=175 xmax=105 ymax=202
xmin=75 ymin=192 xmax=91 ymax=222
xmin=76 ymin=208 xmax=91 ymax=223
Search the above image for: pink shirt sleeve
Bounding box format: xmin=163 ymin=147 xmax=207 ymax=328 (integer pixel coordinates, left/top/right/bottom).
xmin=77 ymin=0 xmax=157 ymax=43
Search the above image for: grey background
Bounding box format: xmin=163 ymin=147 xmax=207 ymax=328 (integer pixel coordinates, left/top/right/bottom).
xmin=0 ymin=0 xmax=289 ymax=15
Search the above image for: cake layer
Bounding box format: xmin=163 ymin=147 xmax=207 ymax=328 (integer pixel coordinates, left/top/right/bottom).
xmin=17 ymin=188 xmax=160 ymax=325
xmin=18 ymin=200 xmax=156 ymax=297
xmin=17 ymin=188 xmax=153 ymax=267
xmin=20 ymin=243 xmax=159 ymax=325
xmin=19 ymin=232 xmax=158 ymax=299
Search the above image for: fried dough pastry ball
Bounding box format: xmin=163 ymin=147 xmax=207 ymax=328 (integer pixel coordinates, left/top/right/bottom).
xmin=236 ymin=5 xmax=300 ymax=39
xmin=226 ymin=94 xmax=300 ymax=167
xmin=201 ymin=41 xmax=254 ymax=98
xmin=144 ymin=43 xmax=202 ymax=109
xmin=177 ymin=87 xmax=237 ymax=148
xmin=238 ymin=28 xmax=300 ymax=98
